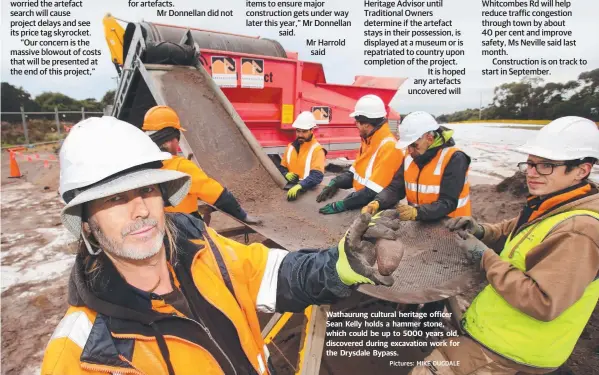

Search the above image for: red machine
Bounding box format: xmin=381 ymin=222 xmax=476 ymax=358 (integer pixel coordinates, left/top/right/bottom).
xmin=105 ymin=16 xmax=405 ymax=159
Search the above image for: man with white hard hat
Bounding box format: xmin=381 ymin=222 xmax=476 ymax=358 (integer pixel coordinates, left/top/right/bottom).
xmin=409 ymin=116 xmax=599 ymax=374
xmin=362 ymin=111 xmax=472 ymax=220
xmin=278 ymin=111 xmax=327 ymax=201
xmin=41 ymin=116 xmax=399 ymax=374
xmin=317 ymin=94 xmax=404 ymax=214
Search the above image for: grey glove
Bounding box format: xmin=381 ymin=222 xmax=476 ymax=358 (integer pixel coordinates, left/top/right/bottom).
xmin=243 ymin=214 xmax=263 ymax=225
xmin=445 ymin=216 xmax=484 ymax=239
xmin=455 ymin=230 xmax=490 ymax=265
xmin=336 ymin=212 xmax=395 ymax=287
xmin=363 ymin=209 xmax=402 ymax=240
xmin=316 ymin=180 xmax=340 ymax=202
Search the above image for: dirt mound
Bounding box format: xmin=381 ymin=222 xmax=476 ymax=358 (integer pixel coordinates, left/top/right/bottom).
xmin=469 ymin=171 xmax=529 ymax=223
xmin=495 ymin=171 xmax=528 ymax=198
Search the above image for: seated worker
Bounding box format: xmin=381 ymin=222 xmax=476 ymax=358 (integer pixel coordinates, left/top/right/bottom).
xmin=142 ymin=105 xmax=261 ymax=225
xmin=42 ymin=116 xmax=398 ymax=374
xmin=277 ymin=111 xmax=327 ymax=201
xmin=316 ymin=94 xmax=404 ymax=214
xmin=410 ymin=116 xmax=599 ymax=374
xmin=362 ymin=111 xmax=471 ymax=220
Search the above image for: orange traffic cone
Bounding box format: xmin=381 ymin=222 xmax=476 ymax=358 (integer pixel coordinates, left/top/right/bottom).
xmin=8 ymin=151 xmax=22 ymax=178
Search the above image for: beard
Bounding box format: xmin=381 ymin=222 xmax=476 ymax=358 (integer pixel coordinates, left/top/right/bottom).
xmin=296 ymin=134 xmax=313 ymax=144
xmin=89 ymin=217 xmax=165 ymax=261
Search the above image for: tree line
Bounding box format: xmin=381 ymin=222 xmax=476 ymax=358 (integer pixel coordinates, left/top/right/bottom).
xmin=3 ymin=67 xmax=598 ymax=125
xmin=1 ymin=82 xmax=115 ymax=121
xmin=436 ymin=68 xmax=599 ymax=123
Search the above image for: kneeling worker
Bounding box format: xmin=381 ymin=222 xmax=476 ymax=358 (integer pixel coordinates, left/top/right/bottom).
xmin=143 ymin=105 xmax=261 ymax=224
xmin=42 ymin=116 xmax=398 ymax=374
xmin=317 ymin=94 xmax=404 ymax=214
xmin=278 ymin=111 xmax=327 ymax=201
xmin=411 ymin=116 xmax=599 ymax=374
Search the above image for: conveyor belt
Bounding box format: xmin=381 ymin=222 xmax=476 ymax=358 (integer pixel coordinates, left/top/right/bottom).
xmin=150 ymin=65 xmax=356 ymax=251
xmin=147 ymin=65 xmax=483 ymax=303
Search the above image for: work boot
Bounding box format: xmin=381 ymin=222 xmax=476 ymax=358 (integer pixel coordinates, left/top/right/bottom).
xmin=243 ymin=214 xmax=263 ymax=225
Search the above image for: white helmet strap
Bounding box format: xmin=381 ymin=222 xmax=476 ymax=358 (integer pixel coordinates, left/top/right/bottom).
xmin=82 ymin=231 xmax=102 ymax=256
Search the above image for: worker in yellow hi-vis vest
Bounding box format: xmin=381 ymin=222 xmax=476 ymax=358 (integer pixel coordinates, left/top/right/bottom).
xmin=409 ymin=116 xmax=599 ymax=375
xmin=278 ymin=111 xmax=327 ymax=202
xmin=142 ymin=105 xmax=262 ymax=225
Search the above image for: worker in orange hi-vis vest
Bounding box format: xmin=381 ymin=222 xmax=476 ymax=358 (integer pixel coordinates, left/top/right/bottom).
xmin=362 ymin=111 xmax=472 ymax=220
xmin=316 ymin=94 xmax=404 ymax=214
xmin=278 ymin=111 xmax=327 ymax=201
xmin=142 ymin=106 xmax=262 ymax=225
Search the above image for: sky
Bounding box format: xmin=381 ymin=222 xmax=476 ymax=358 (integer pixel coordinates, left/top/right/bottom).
xmin=1 ymin=0 xmax=598 ymax=116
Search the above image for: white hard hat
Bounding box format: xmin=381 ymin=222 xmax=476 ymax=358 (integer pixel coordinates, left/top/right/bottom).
xmin=516 ymin=116 xmax=599 ymax=161
xmin=395 ymin=111 xmax=439 ymax=149
xmin=59 ymin=116 xmax=191 ymax=239
xmin=292 ymin=111 xmax=317 ymax=130
xmin=349 ymin=94 xmax=387 ymax=119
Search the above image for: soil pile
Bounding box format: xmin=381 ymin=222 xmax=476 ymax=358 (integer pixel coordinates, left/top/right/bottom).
xmin=495 ymin=170 xmax=528 ymax=198
xmin=470 ymin=171 xmax=527 ymax=224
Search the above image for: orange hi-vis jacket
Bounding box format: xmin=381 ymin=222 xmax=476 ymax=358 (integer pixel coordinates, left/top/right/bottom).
xmin=41 ymin=221 xmax=285 ymax=375
xmin=280 ymin=137 xmax=326 ymax=179
xmin=349 ymin=123 xmax=404 ymax=193
xmin=41 ymin=213 xmax=354 ymax=375
xmin=403 ymin=146 xmax=471 ymax=217
xmin=162 ymin=156 xmax=225 ymax=213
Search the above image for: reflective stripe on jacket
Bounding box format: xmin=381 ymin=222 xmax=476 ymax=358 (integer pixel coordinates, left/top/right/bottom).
xmin=349 ymin=123 xmax=403 ymax=193
xmin=162 ymin=156 xmax=225 ymax=212
xmin=403 ymin=146 xmax=471 ymax=217
xmin=463 ymin=209 xmax=599 ymax=369
xmin=42 ymin=222 xmax=284 ymax=374
xmin=281 ymin=138 xmax=325 ymax=179
xmin=41 ymin=213 xmax=353 ymax=374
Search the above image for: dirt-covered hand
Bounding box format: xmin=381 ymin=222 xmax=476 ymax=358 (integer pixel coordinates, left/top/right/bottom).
xmin=315 ymin=182 xmax=339 ymax=202
xmin=455 ymin=230 xmax=489 ymax=265
xmin=361 ymin=201 xmax=380 ymax=215
xmin=445 ymin=216 xmax=484 ymax=239
xmin=243 ymin=215 xmax=263 ymax=225
xmin=363 ymin=209 xmax=401 ymax=240
xmin=396 ymin=204 xmax=417 ymax=221
xmin=336 ymin=212 xmax=395 ymax=287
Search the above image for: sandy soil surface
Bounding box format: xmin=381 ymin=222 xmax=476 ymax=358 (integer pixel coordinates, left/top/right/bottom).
xmin=1 ymin=150 xmax=76 ymax=375
xmin=1 ymin=143 xmax=598 ymax=374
